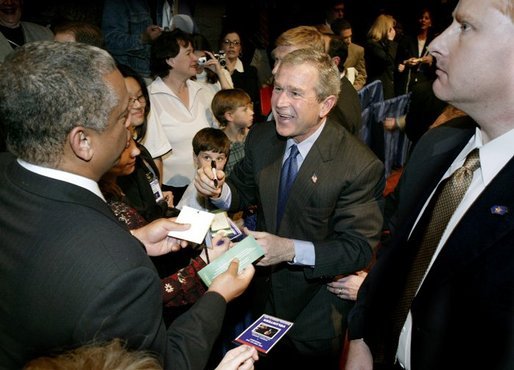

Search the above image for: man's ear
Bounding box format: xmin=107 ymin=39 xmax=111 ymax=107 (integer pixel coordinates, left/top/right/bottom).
xmin=69 ymin=127 xmax=93 ymax=162
xmin=319 ymin=95 xmax=337 ymax=118
xmin=331 ymin=56 xmax=341 ymax=68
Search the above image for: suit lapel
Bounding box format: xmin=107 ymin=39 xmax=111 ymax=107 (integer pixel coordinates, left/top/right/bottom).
xmin=277 ymin=120 xmax=343 ymax=234
xmin=10 ymin=160 xmax=119 ymax=223
xmin=419 ymin=157 xmax=514 ymax=294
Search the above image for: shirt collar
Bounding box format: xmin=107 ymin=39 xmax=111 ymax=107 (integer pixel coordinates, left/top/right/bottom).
xmin=285 ymin=119 xmax=326 ymax=160
xmin=234 ymin=58 xmax=244 ymax=73
xmin=17 ymin=159 xmax=106 ymax=201
xmin=450 ymin=126 xmax=514 ymax=187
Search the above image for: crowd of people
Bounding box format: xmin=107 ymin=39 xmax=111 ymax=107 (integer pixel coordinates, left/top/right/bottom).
xmin=1 ymin=0 xmax=513 ymax=369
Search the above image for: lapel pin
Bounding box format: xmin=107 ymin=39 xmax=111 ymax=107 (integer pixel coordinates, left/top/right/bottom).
xmin=490 ymin=205 xmax=509 ymax=215
xmin=311 ymin=174 xmax=318 ymax=184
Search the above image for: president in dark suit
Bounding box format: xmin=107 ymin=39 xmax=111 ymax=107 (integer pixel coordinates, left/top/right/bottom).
xmin=0 ymin=41 xmax=256 ymax=370
xmin=346 ymin=1 xmax=514 ymax=369
xmin=196 ymin=49 xmax=384 ymax=369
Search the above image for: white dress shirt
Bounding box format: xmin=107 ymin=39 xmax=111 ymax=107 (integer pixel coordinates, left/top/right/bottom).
xmin=17 ymin=159 xmax=105 ymax=201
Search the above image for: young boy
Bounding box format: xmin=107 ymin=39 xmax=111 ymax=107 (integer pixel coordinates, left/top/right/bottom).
xmin=177 ymin=127 xmax=230 ymax=211
xmin=211 ymin=88 xmax=254 ymax=176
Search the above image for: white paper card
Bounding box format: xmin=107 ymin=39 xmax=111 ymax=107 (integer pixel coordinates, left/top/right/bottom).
xmin=167 ymin=206 xmax=215 ymax=244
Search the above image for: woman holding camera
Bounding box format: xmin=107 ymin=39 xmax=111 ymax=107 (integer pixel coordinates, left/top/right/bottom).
xmin=142 ymin=29 xmax=220 ymax=203
xmin=219 ymin=29 xmax=262 ymax=121
xmin=192 ymin=33 xmax=233 ymax=94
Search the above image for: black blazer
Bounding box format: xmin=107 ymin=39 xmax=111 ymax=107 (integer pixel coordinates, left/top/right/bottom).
xmin=349 ymin=117 xmax=514 ymax=370
xmin=329 ymin=76 xmax=362 ymax=136
xmin=227 ymin=119 xmax=384 ymax=351
xmin=0 ymin=153 xmax=226 ymax=370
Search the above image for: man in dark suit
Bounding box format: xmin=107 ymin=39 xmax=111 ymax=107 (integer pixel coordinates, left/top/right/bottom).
xmin=0 ymin=41 xmax=257 ymax=370
xmin=196 ymin=49 xmax=384 ymax=369
xmin=328 ymin=35 xmax=362 ymax=136
xmin=346 ymin=1 xmax=514 ymax=369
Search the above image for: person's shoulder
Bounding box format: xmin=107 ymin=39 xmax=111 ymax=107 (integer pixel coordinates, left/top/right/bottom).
xmin=350 ymin=42 xmax=364 ymax=53
xmin=326 ymin=118 xmax=377 ymax=157
xmin=147 ymin=77 xmax=167 ymax=94
xmin=21 ymin=21 xmax=53 ymax=40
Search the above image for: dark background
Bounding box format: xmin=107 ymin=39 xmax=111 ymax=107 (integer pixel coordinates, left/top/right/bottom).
xmin=21 ymin=0 xmax=457 ymax=66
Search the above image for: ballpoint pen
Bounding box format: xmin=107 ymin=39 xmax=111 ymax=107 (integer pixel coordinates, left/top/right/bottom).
xmin=211 ymin=160 xmax=218 ymax=188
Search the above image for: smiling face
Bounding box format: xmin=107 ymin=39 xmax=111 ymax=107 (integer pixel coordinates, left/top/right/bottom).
xmin=124 ymin=77 xmax=146 ymax=127
xmin=271 ymin=63 xmax=327 ymax=143
xmin=168 ymin=41 xmax=198 ymax=78
xmin=0 ymin=0 xmax=22 ymax=28
xmin=429 ymin=0 xmax=514 ymax=118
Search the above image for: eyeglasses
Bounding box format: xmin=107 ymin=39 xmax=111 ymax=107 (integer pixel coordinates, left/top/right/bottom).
xmin=223 ymin=39 xmax=240 ymax=47
xmin=128 ymin=94 xmax=146 ymax=106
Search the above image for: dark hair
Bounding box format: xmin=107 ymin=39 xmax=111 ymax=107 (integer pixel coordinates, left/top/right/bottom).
xmin=192 ymin=128 xmax=230 ymax=156
xmin=116 ymin=63 xmax=150 ymax=141
xmin=330 ymin=18 xmax=352 ymax=36
xmin=53 ymin=21 xmax=104 ymax=48
xmin=218 ymin=28 xmax=242 ymax=50
xmin=150 ymin=29 xmax=194 ymax=78
xmin=327 ymin=36 xmax=348 ymax=72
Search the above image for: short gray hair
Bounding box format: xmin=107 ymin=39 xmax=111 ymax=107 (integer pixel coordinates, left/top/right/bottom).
xmin=0 ymin=41 xmax=118 ymax=166
xmin=279 ymin=48 xmax=341 ymax=101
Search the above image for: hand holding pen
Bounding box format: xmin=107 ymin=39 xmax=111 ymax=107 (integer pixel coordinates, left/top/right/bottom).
xmin=194 ymin=161 xmax=225 ymax=198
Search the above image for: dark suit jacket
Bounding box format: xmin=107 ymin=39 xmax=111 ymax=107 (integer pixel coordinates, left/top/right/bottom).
xmin=349 ymin=117 xmax=514 ymax=370
xmin=0 ymin=153 xmax=226 ymax=370
xmin=330 ymin=76 xmax=362 ymax=136
xmin=227 ymin=119 xmax=384 ymax=352
xmin=365 ymin=39 xmax=397 ymax=99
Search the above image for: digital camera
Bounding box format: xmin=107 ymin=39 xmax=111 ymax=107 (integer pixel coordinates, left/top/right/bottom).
xmin=197 ymin=51 xmax=227 ymax=67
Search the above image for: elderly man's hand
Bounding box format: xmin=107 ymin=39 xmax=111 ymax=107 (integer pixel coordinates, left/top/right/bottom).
xmin=131 ymin=218 xmax=189 ymax=256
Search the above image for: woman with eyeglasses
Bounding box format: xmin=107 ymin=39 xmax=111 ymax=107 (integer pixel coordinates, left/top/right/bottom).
xmin=219 ymin=29 xmax=262 ymax=121
xmin=115 ymin=63 xmax=177 ymax=223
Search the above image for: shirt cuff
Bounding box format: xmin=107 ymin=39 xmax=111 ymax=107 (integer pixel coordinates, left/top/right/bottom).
xmin=290 ymin=239 xmax=315 ymax=267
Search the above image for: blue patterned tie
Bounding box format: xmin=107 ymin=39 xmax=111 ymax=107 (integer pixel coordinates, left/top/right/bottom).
xmin=277 ymin=145 xmax=300 ymax=228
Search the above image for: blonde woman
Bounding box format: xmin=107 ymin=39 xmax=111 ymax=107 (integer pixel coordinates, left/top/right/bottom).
xmin=365 ymin=14 xmax=397 ymax=99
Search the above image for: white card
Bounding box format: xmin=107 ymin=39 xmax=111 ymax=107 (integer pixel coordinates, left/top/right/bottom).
xmin=167 ymin=206 xmax=215 ymax=244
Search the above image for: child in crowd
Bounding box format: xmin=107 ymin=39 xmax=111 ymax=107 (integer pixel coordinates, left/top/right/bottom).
xmin=177 ymin=128 xmax=230 ymax=211
xmin=211 ymin=88 xmax=254 ymax=176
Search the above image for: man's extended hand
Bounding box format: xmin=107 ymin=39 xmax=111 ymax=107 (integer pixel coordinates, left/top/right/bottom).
xmin=244 ymin=228 xmax=295 ymax=266
xmin=208 ymin=259 xmax=255 ymax=303
xmin=131 ymin=218 xmax=189 ymax=256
